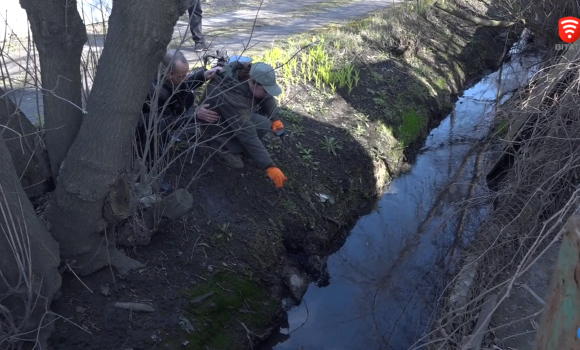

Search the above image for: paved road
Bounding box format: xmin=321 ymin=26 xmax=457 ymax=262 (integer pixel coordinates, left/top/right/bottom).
xmin=4 ymin=0 xmax=398 ymax=124
xmin=2 ymin=87 xmax=44 ymax=125
xmin=177 ymin=0 xmax=397 ymax=60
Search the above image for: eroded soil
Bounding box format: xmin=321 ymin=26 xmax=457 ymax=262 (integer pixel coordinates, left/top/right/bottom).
xmin=47 ymin=2 xmax=514 ymax=349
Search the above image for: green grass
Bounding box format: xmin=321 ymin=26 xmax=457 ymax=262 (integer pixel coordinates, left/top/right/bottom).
xmin=247 ymin=6 xmax=447 ymax=155
xmin=283 ymin=198 xmax=299 ymax=214
xmin=241 ymin=0 xmax=495 ymax=171
xmin=435 ymin=77 xmax=447 ymax=90
xmin=497 ymin=119 xmax=510 ymax=136
xmin=397 ymin=107 xmax=428 ymax=148
xmin=320 ymin=136 xmax=342 ymax=156
xmin=254 ymin=35 xmax=361 ymax=99
xmin=280 ymin=109 xmax=303 ymax=124
xmin=166 ymin=272 xmax=278 ymax=349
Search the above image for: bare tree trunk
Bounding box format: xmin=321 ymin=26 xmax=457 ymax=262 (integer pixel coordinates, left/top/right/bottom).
xmin=19 ymin=0 xmax=87 ymax=181
xmin=46 ymin=0 xmax=189 ymax=276
xmin=0 ymin=131 xmax=61 ymax=349
xmin=0 ymin=87 xmax=52 ymax=200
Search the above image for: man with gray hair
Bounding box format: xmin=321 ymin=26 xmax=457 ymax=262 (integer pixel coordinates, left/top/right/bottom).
xmin=137 ymin=49 xmax=221 ymax=191
xmin=140 ymin=49 xmax=221 ymax=136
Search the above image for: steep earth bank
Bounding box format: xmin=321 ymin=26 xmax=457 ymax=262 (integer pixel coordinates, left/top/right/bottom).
xmin=47 ymin=1 xmax=517 ymax=349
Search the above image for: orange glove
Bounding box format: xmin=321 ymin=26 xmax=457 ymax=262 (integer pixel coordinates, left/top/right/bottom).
xmin=267 ymin=167 xmax=288 ymax=188
xmin=272 ymin=120 xmax=285 ymax=137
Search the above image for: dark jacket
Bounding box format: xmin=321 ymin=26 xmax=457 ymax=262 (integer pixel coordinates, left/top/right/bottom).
xmin=200 ymin=62 xmax=281 ymax=169
xmin=142 ymin=67 xmax=207 ymax=118
xmin=136 ymin=68 xmax=207 ymax=163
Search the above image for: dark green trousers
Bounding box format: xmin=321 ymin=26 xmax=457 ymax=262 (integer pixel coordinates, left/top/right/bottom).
xmin=210 ymin=113 xmax=272 ymax=154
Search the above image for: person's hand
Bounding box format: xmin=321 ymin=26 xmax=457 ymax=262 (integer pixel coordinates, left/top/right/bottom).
xmin=272 ymin=120 xmax=285 ymax=137
xmin=196 ymin=104 xmax=219 ymax=123
xmin=267 ymin=167 xmax=288 ymax=188
xmin=204 ymin=66 xmax=223 ymax=80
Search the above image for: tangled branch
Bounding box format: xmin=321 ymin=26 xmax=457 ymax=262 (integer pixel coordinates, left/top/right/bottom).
xmin=420 ymin=42 xmax=580 ymax=350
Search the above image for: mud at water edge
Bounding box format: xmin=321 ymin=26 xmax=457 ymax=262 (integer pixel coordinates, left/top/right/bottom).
xmin=46 ymin=3 xmax=516 ymax=349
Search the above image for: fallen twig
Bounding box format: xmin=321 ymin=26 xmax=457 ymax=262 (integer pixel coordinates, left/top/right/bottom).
xmin=67 ymin=263 xmax=94 ymax=294
xmin=114 ymin=302 xmax=155 ymax=312
xmin=239 ymin=309 xmax=256 ymax=314
xmin=520 ymin=283 xmax=546 ymax=306
xmin=322 ymin=215 xmax=343 ymax=229
xmin=238 ymin=319 xmax=267 ymax=349
xmin=463 ymin=294 xmax=498 ymax=350
xmin=190 ymin=234 xmax=201 ymax=262
xmin=189 ymin=291 xmax=214 ymax=306
xmin=239 ymin=320 xmax=265 ymax=338
xmin=217 ymin=282 xmax=233 ymax=293
xmin=194 ymin=274 xmax=207 ymax=281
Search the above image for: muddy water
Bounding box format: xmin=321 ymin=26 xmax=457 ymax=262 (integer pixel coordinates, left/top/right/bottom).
xmin=264 ymin=39 xmax=541 ymax=350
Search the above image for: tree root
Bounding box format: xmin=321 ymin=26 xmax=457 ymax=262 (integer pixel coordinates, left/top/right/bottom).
xmin=70 ymin=244 xmax=144 ymax=276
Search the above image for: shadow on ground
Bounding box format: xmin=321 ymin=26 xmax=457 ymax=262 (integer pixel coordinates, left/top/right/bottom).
xmin=47 ymin=106 xmax=378 ymax=350
xmin=332 ymin=4 xmax=516 ymax=162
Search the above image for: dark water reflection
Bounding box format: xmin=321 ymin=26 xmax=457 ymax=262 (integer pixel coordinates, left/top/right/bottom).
xmin=265 ymin=41 xmax=540 ymax=350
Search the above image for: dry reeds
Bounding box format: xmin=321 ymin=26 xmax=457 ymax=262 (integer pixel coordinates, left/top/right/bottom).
xmin=418 ymin=40 xmax=580 ymax=350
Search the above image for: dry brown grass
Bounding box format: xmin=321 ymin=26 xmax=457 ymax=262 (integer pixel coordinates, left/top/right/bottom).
xmin=0 ymin=185 xmax=37 ymax=349
xmin=416 ymin=40 xmax=580 ymax=350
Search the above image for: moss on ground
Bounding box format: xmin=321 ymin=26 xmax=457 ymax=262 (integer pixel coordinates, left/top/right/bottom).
xmin=163 ymin=272 xmax=278 ymax=349
xmin=398 ymin=106 xmax=429 ymax=148
xmin=496 ymin=118 xmax=510 ymax=136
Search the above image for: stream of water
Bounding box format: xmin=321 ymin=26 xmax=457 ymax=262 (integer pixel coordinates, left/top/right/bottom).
xmin=263 ymin=37 xmax=541 ymax=350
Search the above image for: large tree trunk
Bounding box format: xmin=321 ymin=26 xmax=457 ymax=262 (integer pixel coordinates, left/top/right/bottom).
xmin=0 ymin=132 xmax=61 ymax=349
xmin=19 ymin=0 xmax=87 ymax=181
xmin=0 ymin=88 xmax=53 ymax=200
xmin=46 ymin=0 xmax=189 ymax=276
